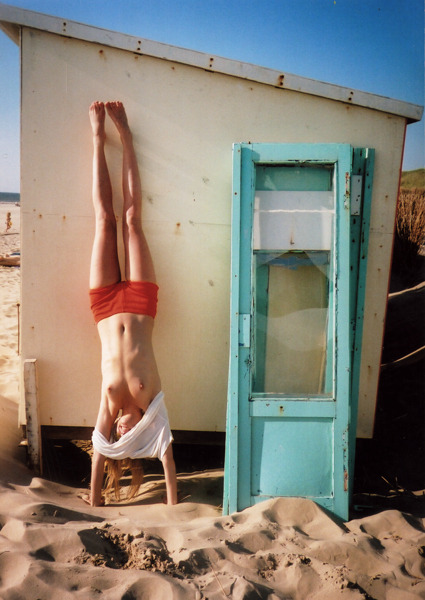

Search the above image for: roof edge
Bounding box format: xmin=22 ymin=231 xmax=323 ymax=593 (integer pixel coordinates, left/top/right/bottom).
xmin=0 ymin=2 xmax=423 ymax=123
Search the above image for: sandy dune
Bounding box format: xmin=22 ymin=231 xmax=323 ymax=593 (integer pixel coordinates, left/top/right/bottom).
xmin=0 ymin=477 xmax=424 ymax=599
xmin=0 ymin=202 xmax=424 ymax=599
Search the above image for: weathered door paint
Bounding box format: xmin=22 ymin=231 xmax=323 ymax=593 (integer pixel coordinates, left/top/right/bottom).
xmin=224 ymin=143 xmax=374 ymax=520
xmin=348 ymin=148 xmax=375 ymax=497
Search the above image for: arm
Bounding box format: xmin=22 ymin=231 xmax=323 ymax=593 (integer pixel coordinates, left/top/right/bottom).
xmin=162 ymin=444 xmax=178 ymax=505
xmin=90 ymin=449 xmax=106 ymax=506
xmin=89 ymin=393 xmax=116 ymax=506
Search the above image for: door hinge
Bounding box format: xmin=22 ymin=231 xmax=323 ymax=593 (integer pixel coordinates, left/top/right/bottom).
xmin=239 ymin=314 xmax=251 ymax=347
xmin=351 ymin=175 xmax=363 ymax=216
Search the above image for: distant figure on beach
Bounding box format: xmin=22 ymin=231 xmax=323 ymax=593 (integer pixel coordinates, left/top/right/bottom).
xmin=4 ymin=212 xmax=12 ymax=233
xmin=85 ymin=101 xmax=177 ymax=507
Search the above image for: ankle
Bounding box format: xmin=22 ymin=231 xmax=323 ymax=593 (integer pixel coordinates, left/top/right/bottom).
xmin=93 ymin=133 xmax=106 ymax=145
xmin=120 ymin=129 xmax=132 ymax=143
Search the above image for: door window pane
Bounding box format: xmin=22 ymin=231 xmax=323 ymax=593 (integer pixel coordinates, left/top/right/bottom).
xmin=253 ymin=251 xmax=332 ymax=395
xmin=254 ymin=191 xmax=334 ymax=250
xmin=252 ymin=165 xmax=334 ymax=396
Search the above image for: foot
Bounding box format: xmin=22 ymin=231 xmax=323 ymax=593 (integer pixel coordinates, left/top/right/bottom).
xmin=105 ymin=101 xmax=131 ymax=137
xmin=89 ymin=101 xmax=106 ymax=141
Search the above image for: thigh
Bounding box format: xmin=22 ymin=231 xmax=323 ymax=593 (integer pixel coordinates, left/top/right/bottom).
xmin=124 ymin=227 xmax=156 ymax=283
xmin=90 ymin=221 xmax=121 ymax=289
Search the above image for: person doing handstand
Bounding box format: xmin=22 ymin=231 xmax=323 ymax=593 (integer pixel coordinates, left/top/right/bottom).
xmin=87 ymin=100 xmax=177 ymax=507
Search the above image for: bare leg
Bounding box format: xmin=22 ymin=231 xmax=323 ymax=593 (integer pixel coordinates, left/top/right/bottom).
xmin=105 ymin=101 xmax=156 ymax=283
xmin=89 ymin=102 xmax=121 ymax=289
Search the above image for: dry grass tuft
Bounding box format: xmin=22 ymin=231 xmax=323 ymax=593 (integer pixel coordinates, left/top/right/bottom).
xmin=392 ymin=188 xmax=425 ymax=288
xmin=395 ymin=188 xmax=425 ymax=259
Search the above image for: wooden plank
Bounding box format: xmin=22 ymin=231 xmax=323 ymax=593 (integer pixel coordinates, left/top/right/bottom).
xmin=223 ymin=143 xmax=243 ymax=515
xmin=0 ymin=19 xmax=19 ymax=43
xmin=23 ymin=359 xmax=42 ymax=474
xmin=350 ymin=149 xmax=374 ymax=446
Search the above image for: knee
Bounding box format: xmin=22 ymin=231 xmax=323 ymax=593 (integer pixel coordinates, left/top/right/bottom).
xmin=125 ymin=213 xmax=142 ymax=233
xmin=96 ymin=213 xmax=117 ymax=233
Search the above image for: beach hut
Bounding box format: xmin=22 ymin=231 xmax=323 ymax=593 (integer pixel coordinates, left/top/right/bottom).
xmin=0 ymin=3 xmax=422 ymax=519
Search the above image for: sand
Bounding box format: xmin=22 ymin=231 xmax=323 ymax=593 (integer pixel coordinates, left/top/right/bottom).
xmin=0 ymin=201 xmax=424 ymax=599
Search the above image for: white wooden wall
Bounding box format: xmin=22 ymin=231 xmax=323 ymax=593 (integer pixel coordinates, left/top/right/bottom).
xmin=20 ymin=27 xmax=406 ymax=436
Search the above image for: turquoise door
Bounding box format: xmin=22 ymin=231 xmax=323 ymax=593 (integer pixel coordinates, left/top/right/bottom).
xmin=224 ymin=143 xmax=373 ymax=521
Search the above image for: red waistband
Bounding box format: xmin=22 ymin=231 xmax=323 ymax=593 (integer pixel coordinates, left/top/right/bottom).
xmin=89 ymin=280 xmax=159 ymax=323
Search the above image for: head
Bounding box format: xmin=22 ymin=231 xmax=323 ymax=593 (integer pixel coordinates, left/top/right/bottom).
xmin=112 ymin=407 xmax=143 ymax=440
xmin=105 ymin=406 xmax=144 ymax=502
xmin=116 ymin=412 xmax=141 ymax=437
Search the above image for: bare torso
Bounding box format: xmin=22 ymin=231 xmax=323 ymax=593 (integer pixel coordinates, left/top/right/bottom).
xmin=96 ymin=312 xmax=161 ymax=435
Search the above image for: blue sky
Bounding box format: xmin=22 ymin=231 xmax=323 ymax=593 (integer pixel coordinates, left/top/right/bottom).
xmin=0 ymin=0 xmax=424 ymax=192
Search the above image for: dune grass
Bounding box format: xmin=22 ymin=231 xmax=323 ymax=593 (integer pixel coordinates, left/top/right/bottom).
xmin=392 ymin=180 xmax=425 ymax=287
xmin=400 ymin=168 xmax=425 ymax=190
xmin=395 ymin=187 xmax=425 ymax=258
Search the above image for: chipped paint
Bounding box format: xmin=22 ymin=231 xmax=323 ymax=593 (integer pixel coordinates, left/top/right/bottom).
xmin=345 ymin=172 xmax=350 ymax=209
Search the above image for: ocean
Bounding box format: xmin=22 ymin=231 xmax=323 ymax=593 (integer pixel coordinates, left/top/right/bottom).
xmin=0 ymin=192 xmax=20 ymax=204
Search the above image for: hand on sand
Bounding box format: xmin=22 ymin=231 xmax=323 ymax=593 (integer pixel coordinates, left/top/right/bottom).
xmin=162 ymin=491 xmax=183 ymax=505
xmin=79 ymin=492 xmax=105 ymax=507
